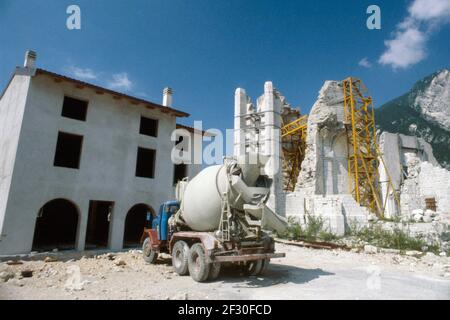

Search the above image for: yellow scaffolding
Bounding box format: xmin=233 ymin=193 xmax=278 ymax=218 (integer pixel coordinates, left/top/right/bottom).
xmin=281 ymin=115 xmax=308 ymax=192
xmin=342 ymin=77 xmax=399 ymax=217
xmin=280 ymin=77 xmax=400 ymax=217
xmin=282 ymin=116 xmax=308 ymax=138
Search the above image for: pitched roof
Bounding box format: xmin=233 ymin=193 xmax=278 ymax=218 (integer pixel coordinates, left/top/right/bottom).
xmin=35 ymin=68 xmax=189 ymax=118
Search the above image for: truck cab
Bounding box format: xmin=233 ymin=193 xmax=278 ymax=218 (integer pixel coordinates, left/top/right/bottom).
xmin=153 ymin=200 xmax=180 ymax=241
xmin=141 ymin=200 xmax=179 ymax=262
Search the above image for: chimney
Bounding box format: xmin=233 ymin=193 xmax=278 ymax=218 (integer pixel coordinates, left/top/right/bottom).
xmin=162 ymin=87 xmax=173 ymax=107
xmin=24 ymin=50 xmax=37 ymax=69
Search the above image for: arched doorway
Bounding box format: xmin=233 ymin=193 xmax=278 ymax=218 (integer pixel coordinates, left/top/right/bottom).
xmin=123 ymin=204 xmax=154 ymax=248
xmin=32 ymin=199 xmax=79 ymax=252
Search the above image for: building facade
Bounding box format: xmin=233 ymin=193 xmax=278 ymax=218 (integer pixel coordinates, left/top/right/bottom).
xmin=0 ymin=52 xmax=201 ymax=255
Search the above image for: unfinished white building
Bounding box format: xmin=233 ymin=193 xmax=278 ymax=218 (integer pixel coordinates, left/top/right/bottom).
xmin=234 ymin=80 xmax=450 ymax=235
xmin=0 ymin=51 xmax=202 ymax=255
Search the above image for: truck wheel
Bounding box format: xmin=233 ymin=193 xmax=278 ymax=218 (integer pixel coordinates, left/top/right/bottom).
xmin=188 ymin=243 xmax=210 ymax=282
xmin=244 ymin=260 xmax=264 ymax=276
xmin=172 ymin=240 xmax=189 ymax=275
xmin=142 ymin=238 xmax=158 ymax=264
xmin=208 ymin=262 xmax=221 ymax=281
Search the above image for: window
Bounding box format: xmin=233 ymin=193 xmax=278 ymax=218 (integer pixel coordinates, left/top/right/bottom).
xmin=53 ymin=132 xmax=83 ymax=169
xmin=173 ymin=164 xmax=187 ymax=185
xmin=139 ymin=117 xmax=158 ymax=137
xmin=61 ymin=96 xmax=88 ymax=121
xmin=135 ymin=147 xmax=156 ymax=179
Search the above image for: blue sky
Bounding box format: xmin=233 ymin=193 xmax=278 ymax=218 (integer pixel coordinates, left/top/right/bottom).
xmin=1 ymin=0 xmax=449 ymax=132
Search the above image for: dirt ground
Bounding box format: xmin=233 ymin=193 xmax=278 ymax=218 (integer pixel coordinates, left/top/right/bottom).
xmin=1 ymin=243 xmax=449 ymax=300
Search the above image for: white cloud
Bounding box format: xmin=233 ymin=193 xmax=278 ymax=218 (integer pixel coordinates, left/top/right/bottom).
xmin=408 ymin=0 xmax=450 ymax=22
xmin=379 ymin=28 xmax=427 ymax=69
xmin=66 ymin=66 xmax=98 ymax=80
xmin=379 ymin=0 xmax=450 ymax=70
xmin=64 ymin=64 xmax=135 ymax=92
xmin=108 ymin=73 xmax=132 ymax=91
xmin=358 ymin=57 xmax=372 ymax=68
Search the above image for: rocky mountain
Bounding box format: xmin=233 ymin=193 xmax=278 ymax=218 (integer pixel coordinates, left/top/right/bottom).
xmin=375 ymin=69 xmax=450 ymax=169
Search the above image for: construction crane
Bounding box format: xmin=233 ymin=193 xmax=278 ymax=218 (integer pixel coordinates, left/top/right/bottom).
xmin=281 ymin=115 xmax=308 ymax=192
xmin=281 ymin=77 xmax=400 ymax=217
xmin=342 ymin=77 xmax=400 ymax=218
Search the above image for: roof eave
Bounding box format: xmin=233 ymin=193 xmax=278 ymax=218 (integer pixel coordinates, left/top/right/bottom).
xmin=35 ymin=68 xmax=190 ymax=118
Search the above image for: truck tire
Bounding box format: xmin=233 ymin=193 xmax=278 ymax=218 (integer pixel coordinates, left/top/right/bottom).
xmin=172 ymin=240 xmax=189 ymax=275
xmin=208 ymin=262 xmax=221 ymax=281
xmin=244 ymin=260 xmax=264 ymax=276
xmin=142 ymin=238 xmax=158 ymax=264
xmin=188 ymin=243 xmax=210 ymax=282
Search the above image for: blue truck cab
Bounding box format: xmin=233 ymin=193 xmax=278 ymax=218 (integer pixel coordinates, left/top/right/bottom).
xmin=148 ymin=200 xmax=180 ymax=241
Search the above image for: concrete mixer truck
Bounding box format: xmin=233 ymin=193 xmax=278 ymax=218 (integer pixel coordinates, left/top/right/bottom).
xmin=140 ymin=154 xmax=287 ymax=282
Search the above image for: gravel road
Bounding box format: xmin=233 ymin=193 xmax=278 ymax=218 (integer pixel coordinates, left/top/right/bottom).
xmin=1 ymin=243 xmax=449 ymax=300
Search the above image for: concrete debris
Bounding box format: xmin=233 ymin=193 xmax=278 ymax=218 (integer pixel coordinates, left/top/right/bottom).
xmin=425 ymin=210 xmax=436 ymax=217
xmin=9 ymin=278 xmax=25 ymax=287
xmin=114 ymin=259 xmax=127 ymax=267
xmin=44 ymin=256 xmax=58 ymax=263
xmin=6 ymin=260 xmax=23 ymax=265
xmin=64 ymin=265 xmax=87 ymax=291
xmin=106 ymin=253 xmax=115 ymax=260
xmin=380 ymin=248 xmax=401 ymax=255
xmin=405 ymin=250 xmax=422 ymax=258
xmin=391 ymin=256 xmax=402 ymax=264
xmin=409 ymin=262 xmax=418 ymax=271
xmin=364 ymin=245 xmax=378 ymax=254
xmin=128 ymin=249 xmax=142 ymax=255
xmin=423 ymin=252 xmax=437 ymax=260
xmin=40 ymin=267 xmax=58 ymax=278
xmin=0 ymin=269 xmax=15 ymax=282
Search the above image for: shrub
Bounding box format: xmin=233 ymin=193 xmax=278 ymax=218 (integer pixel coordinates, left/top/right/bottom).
xmin=348 ymin=224 xmax=433 ymax=252
xmin=279 ymin=215 xmax=339 ymax=242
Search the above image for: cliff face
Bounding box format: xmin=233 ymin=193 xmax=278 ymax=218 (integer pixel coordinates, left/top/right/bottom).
xmin=376 ymin=69 xmax=450 ymax=169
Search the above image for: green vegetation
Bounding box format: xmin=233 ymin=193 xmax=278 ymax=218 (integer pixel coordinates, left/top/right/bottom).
xmin=348 ymin=222 xmax=440 ymax=254
xmin=279 ymin=215 xmax=339 ymax=242
xmin=280 ymin=216 xmax=443 ymax=254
